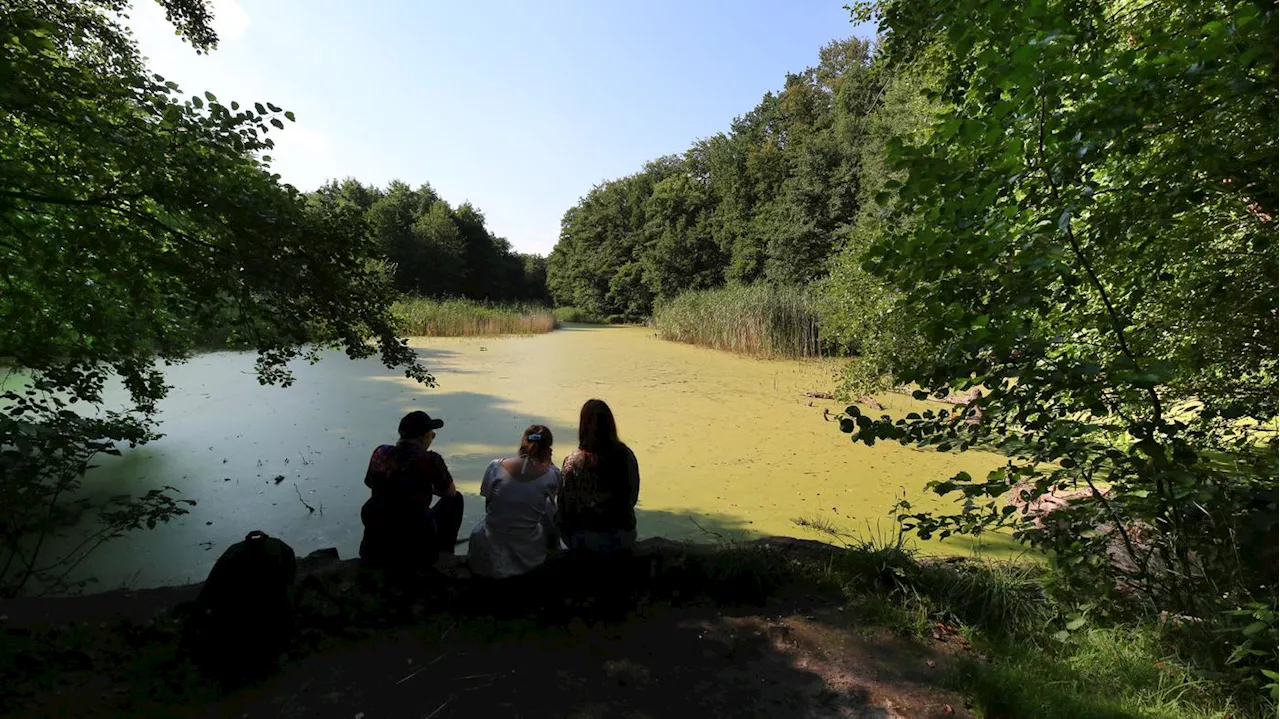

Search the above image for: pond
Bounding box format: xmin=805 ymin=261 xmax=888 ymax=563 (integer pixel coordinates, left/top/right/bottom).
xmin=43 ymin=325 xmax=1017 ymax=592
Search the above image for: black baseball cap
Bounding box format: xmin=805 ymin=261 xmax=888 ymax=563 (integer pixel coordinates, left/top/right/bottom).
xmin=398 ymin=410 xmax=444 ymax=439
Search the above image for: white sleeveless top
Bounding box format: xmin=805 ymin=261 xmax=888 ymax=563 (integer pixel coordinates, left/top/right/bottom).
xmin=466 ymin=459 xmax=560 ymax=579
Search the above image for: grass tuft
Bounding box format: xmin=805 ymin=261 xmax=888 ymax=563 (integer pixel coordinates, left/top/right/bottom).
xmin=950 ymin=627 xmax=1248 ymax=719
xmin=653 ymin=284 xmax=824 ymax=359
xmin=393 ymin=298 xmax=556 ymax=336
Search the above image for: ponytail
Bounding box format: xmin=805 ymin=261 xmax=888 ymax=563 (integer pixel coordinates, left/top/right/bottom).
xmin=518 ymin=424 xmax=553 ymax=463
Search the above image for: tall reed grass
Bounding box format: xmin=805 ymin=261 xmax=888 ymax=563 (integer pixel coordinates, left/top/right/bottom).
xmin=652 ymin=284 xmax=823 ymax=359
xmin=393 ymin=298 xmax=557 ymax=336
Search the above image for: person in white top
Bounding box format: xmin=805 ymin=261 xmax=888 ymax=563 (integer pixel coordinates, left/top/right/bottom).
xmin=466 ymin=424 xmax=561 ymax=579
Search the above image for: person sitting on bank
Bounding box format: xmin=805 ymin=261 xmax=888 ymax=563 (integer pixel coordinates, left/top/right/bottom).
xmin=466 ymin=425 xmax=561 ymax=579
xmin=359 ymin=410 xmax=464 ymax=570
xmin=556 ymin=399 xmax=640 ymax=554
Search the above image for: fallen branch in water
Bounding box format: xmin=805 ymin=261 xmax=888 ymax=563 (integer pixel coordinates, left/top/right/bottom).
xmin=689 ymin=515 xmax=726 ymax=541
xmin=293 ymin=484 xmax=316 ymax=514
xmin=856 ymin=395 xmax=884 ymax=411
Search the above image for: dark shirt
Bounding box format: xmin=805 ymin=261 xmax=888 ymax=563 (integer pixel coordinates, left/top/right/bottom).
xmin=364 ymin=442 xmax=453 ymax=510
xmin=556 ymin=445 xmax=640 ymax=536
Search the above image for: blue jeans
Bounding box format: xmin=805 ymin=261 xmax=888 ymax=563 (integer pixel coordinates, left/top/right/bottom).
xmin=360 ymin=493 xmax=465 ymax=566
xmin=564 ymin=528 xmax=636 ymax=554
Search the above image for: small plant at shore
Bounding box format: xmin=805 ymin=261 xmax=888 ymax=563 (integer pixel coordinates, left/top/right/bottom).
xmin=393 ymin=298 xmax=557 ymax=336
xmin=653 ymin=284 xmax=824 ymax=359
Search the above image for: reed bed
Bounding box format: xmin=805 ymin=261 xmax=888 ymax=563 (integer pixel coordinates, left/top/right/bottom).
xmin=393 ymin=298 xmax=557 ymax=337
xmin=652 ymin=284 xmax=824 ymax=359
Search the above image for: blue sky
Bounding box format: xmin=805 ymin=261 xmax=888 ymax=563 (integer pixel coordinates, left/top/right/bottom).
xmin=128 ymin=1 xmax=872 ymax=255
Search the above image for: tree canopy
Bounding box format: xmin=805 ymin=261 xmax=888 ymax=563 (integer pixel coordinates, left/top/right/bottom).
xmin=0 ymin=0 xmax=431 ymax=595
xmin=838 ymin=0 xmax=1277 ymax=692
xmin=311 ymin=178 xmax=549 ymax=304
xmin=546 ymin=37 xmax=886 ymax=319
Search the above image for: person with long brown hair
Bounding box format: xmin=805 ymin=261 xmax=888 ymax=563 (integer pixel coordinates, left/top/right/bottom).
xmin=466 ymin=425 xmax=561 ymax=579
xmin=556 ymin=399 xmax=640 ymax=553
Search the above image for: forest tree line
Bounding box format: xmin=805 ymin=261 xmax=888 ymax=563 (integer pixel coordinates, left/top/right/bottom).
xmin=545 ymin=37 xmax=886 ymax=323
xmin=308 ymin=179 xmax=549 ymax=304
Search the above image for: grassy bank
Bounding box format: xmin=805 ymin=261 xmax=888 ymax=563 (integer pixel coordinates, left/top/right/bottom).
xmin=393 ymin=298 xmax=557 ymax=336
xmin=653 ymin=284 xmax=823 ymax=359
xmin=713 ymin=537 xmax=1260 ymax=719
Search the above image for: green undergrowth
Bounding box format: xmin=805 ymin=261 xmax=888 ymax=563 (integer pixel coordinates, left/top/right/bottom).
xmin=951 ymin=629 xmax=1242 ymax=719
xmin=775 ymin=527 xmax=1262 ymax=719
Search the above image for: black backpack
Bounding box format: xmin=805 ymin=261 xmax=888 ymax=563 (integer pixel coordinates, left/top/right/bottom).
xmin=186 ymin=530 xmax=297 ymax=683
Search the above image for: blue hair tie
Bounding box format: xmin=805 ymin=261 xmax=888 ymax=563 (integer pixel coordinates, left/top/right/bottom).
xmin=528 ymin=433 xmax=543 ymax=441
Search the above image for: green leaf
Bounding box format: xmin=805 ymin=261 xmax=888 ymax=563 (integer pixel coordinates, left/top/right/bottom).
xmin=1065 ymin=617 xmax=1086 ymax=631
xmin=1243 ymin=621 xmax=1269 ymax=636
xmin=270 ymin=118 xmax=284 ymax=130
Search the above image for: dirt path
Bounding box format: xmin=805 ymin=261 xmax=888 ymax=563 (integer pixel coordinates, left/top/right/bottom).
xmin=170 ymin=603 xmax=968 ymax=719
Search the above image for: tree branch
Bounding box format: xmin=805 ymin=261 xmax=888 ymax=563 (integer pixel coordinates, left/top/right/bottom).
xmin=1035 ymin=91 xmax=1193 ymax=598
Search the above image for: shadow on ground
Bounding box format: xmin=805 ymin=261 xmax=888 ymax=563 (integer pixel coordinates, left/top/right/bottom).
xmin=1 ymin=536 xmax=1175 ymax=719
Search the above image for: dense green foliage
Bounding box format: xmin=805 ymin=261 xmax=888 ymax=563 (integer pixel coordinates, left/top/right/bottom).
xmin=0 ymin=0 xmax=428 ymax=596
xmin=653 ymin=285 xmax=822 ymax=359
xmin=310 ymin=179 xmax=549 ymax=304
xmin=838 ymin=0 xmax=1277 ymax=701
xmin=547 ymin=38 xmax=887 ymax=320
xmin=552 ymin=306 xmax=607 ymax=325
xmin=816 ymin=67 xmax=937 ymax=395
xmin=393 ymin=298 xmax=556 ymax=337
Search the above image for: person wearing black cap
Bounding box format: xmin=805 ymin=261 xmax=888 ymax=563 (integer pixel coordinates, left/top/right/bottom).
xmin=358 ymin=410 xmax=464 ymax=570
